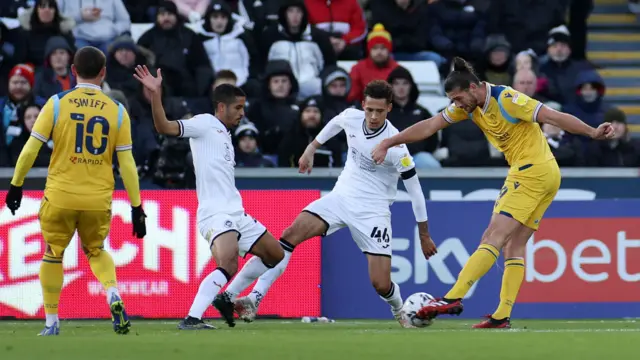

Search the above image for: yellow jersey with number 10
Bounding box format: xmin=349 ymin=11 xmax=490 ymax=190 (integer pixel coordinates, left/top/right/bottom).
xmin=442 ymin=83 xmax=555 ymax=168
xmin=31 ymin=83 xmax=133 ymax=211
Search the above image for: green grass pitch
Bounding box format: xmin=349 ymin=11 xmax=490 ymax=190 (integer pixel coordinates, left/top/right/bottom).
xmin=0 ymin=319 xmax=638 ymax=359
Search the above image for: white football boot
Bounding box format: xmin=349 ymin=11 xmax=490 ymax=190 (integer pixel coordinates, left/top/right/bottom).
xmin=234 ymin=296 xmax=258 ymax=323
xmin=393 ymin=308 xmax=416 ymax=328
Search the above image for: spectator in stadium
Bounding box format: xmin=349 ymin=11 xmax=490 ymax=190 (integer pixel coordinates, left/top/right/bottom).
xmin=106 ymin=36 xmax=155 ymax=98
xmin=386 ymin=66 xmax=440 ymax=169
xmin=586 ymin=108 xmax=640 ymax=167
xmin=137 ymin=1 xmax=214 ymax=97
xmin=124 ymin=0 xmax=161 ymax=23
xmin=171 ymin=0 xmax=211 ymax=23
xmin=512 ymin=69 xmax=549 ymax=104
xmin=19 ymin=0 xmax=76 ymax=68
xmin=0 ymin=0 xmax=31 ymax=18
xmin=513 ymin=49 xmax=539 ymax=74
xmin=347 ymin=24 xmax=398 ymax=103
xmin=563 ymin=69 xmax=608 ymax=141
xmin=278 ymin=96 xmax=342 ymax=168
xmin=428 ymin=0 xmax=485 ymax=64
xmin=539 ymin=25 xmax=592 ymax=105
xmin=8 ymin=104 xmax=52 ymax=167
xmin=33 ymin=36 xmax=76 ymax=98
xmin=477 ymin=35 xmax=512 ymax=86
xmin=234 ymin=122 xmax=276 ymax=167
xmin=320 ymin=65 xmax=355 ymax=123
xmin=186 ymin=69 xmax=239 ymax=114
xmin=247 ymin=60 xmax=300 ymax=155
xmin=197 ymin=1 xmax=259 ymax=93
xmin=487 ymin=0 xmax=566 ymax=55
xmin=541 ymin=122 xmax=584 ymax=167
xmin=369 ymin=0 xmax=443 ymax=64
xmin=304 ymin=0 xmax=367 ymax=60
xmin=0 ymin=20 xmax=27 ymax=97
xmin=217 ymin=0 xmax=281 ymax=38
xmin=0 ymin=64 xmax=46 ymax=166
xmin=128 ymin=74 xmax=191 ymax=169
xmin=263 ymin=0 xmax=336 ymax=100
xmin=58 ymin=0 xmax=131 ymax=54
xmin=439 ymin=111 xmax=493 ymax=166
xmin=214 ymin=69 xmax=237 ymax=88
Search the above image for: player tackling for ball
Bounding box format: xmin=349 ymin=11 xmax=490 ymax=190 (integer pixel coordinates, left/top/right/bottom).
xmin=133 ymin=65 xmax=284 ymax=329
xmin=222 ymin=80 xmax=437 ymax=328
xmin=4 ymin=47 xmax=147 ymax=336
xmin=372 ymin=57 xmax=615 ymax=328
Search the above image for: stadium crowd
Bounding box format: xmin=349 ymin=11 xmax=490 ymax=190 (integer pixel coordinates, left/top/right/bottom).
xmin=0 ymin=0 xmax=639 ymax=188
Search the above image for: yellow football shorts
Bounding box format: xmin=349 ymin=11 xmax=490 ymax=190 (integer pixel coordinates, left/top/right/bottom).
xmin=493 ymin=159 xmax=561 ymax=230
xmin=38 ymin=197 xmax=112 ymax=257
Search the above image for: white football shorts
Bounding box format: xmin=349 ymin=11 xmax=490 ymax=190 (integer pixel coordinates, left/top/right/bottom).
xmin=303 ymin=191 xmax=392 ymax=257
xmin=199 ymin=212 xmax=267 ymax=257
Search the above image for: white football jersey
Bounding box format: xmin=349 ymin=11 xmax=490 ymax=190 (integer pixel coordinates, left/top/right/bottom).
xmin=177 ymin=114 xmax=244 ymax=224
xmin=315 ymin=109 xmax=416 ymax=207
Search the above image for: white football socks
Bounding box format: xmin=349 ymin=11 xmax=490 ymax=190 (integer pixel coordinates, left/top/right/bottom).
xmin=188 ymin=268 xmax=229 ymax=319
xmin=45 ymin=314 xmax=59 ymax=327
xmin=225 ymin=257 xmax=271 ymax=301
xmin=250 ymin=249 xmax=292 ymax=302
xmin=380 ymin=282 xmax=403 ymax=312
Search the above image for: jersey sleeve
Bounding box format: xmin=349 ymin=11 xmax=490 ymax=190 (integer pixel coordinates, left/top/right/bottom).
xmin=315 ymin=112 xmax=346 ymax=144
xmin=500 ymin=90 xmax=544 ymax=123
xmin=31 ymin=96 xmax=56 ymax=143
xmin=177 ymin=114 xmax=211 ymax=138
xmin=115 ymin=104 xmax=133 ymax=152
xmin=441 ymin=103 xmax=469 ymax=124
xmin=388 ymin=144 xmax=416 ymax=176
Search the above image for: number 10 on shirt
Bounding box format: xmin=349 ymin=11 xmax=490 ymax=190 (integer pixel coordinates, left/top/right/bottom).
xmin=71 ymin=113 xmax=109 ymax=155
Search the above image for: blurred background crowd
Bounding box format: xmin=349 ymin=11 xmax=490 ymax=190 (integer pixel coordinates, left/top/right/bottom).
xmin=1 ymin=0 xmax=639 ymax=189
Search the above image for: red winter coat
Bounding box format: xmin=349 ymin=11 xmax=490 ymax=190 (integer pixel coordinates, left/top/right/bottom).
xmin=347 ymin=57 xmax=398 ymax=102
xmin=304 ymin=0 xmax=367 ymax=44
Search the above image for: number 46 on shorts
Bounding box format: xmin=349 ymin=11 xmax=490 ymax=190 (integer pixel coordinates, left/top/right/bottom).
xmin=370 ymin=227 xmax=390 ymax=248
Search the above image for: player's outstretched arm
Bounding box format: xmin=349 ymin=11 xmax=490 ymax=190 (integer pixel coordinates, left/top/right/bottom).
xmin=5 ymin=137 xmax=44 ymax=214
xmin=372 ymin=113 xmax=449 ymax=164
xmin=299 ymin=115 xmax=345 ymax=174
xmin=538 ymin=105 xmax=614 ymax=140
xmin=133 ymin=65 xmax=180 ymax=136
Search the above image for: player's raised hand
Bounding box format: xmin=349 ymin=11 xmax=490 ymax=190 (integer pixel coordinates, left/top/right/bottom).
xmin=298 ymin=152 xmax=314 ymax=174
xmin=5 ymin=185 xmax=23 ymax=215
xmin=133 ymin=65 xmax=163 ymax=94
xmin=371 ymin=141 xmax=389 ymax=165
xmin=592 ymin=122 xmax=615 ymax=140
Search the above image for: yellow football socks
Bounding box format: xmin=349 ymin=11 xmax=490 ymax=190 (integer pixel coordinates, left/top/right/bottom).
xmin=88 ymin=250 xmax=118 ymax=293
xmin=40 ymin=254 xmax=64 ymax=315
xmin=492 ymin=258 xmax=525 ymax=320
xmin=445 ymin=244 xmax=499 ymax=300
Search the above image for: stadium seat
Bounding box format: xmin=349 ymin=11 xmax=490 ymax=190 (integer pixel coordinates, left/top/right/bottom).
xmin=337 ymin=60 xmax=442 ymax=95
xmin=417 ymin=94 xmax=450 ymax=116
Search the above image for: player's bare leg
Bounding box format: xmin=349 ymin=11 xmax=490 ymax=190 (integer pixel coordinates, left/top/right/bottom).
xmin=218 ymin=231 xmax=284 ymax=323
xmin=474 ymin=224 xmax=533 ymax=329
xmin=418 ymin=213 xmax=522 ymax=320
xmin=366 ymin=254 xmax=412 ymax=328
xmin=180 ymin=231 xmax=238 ymax=330
xmin=228 ymin=211 xmax=327 ymax=322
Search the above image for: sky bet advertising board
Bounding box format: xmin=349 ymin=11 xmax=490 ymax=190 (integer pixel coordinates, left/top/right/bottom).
xmin=0 ymin=191 xmax=639 ymax=320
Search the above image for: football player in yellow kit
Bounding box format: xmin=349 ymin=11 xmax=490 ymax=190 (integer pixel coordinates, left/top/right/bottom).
xmin=371 ymin=57 xmax=614 ymax=329
xmin=5 ymin=47 xmax=147 ymax=336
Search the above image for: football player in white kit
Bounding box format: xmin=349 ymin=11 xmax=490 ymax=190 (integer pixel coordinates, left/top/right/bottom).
xmin=222 ymin=80 xmax=438 ymax=328
xmin=134 ymin=65 xmax=284 ymax=329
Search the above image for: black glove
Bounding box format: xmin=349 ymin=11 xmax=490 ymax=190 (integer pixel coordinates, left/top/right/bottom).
xmin=5 ymin=185 xmax=23 ymax=215
xmin=131 ymin=205 xmax=147 ymax=238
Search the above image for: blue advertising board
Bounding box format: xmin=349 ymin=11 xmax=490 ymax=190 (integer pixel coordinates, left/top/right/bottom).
xmin=321 ymin=200 xmax=640 ymax=319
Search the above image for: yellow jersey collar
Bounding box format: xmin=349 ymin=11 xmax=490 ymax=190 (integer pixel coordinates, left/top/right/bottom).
xmin=75 ymin=83 xmax=102 ymax=90
xmin=481 ymin=82 xmax=491 ymax=114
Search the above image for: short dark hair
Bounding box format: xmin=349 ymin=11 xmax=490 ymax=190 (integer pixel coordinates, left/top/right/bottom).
xmin=213 ymin=84 xmax=246 ymax=112
xmin=73 ymin=47 xmax=106 ymax=79
xmin=215 ymin=70 xmax=237 ymax=82
xmin=363 ymin=80 xmax=393 ymax=104
xmin=443 ymin=57 xmax=481 ymax=93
